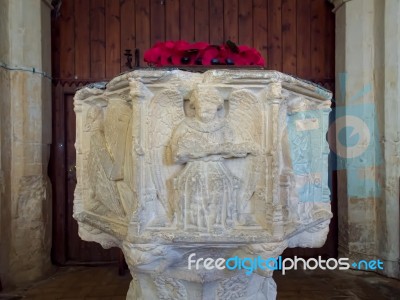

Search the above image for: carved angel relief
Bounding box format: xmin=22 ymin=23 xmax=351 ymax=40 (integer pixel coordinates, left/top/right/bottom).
xmin=145 ymin=85 xmax=263 ymax=233
xmin=75 ymin=70 xmax=332 ymax=246
xmin=83 ymin=99 xmax=134 ymax=222
xmin=172 ymin=87 xmax=261 ymax=232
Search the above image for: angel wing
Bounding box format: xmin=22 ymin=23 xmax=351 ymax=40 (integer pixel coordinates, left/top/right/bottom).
xmin=103 ymin=101 xmax=132 ymax=181
xmin=147 ymin=89 xmax=185 ymax=221
xmin=87 ymin=128 xmax=126 ymax=219
xmin=225 ymin=89 xmax=264 ymax=213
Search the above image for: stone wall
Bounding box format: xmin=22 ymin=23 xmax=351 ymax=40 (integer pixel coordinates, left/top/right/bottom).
xmin=332 ymin=0 xmax=400 ymax=279
xmin=0 ymin=0 xmax=53 ymax=288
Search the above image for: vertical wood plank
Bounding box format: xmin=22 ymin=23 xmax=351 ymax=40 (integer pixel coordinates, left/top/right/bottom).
xmin=59 ymin=0 xmax=75 ymax=79
xmin=74 ymin=0 xmax=90 ymax=79
xmin=90 ymin=0 xmax=106 ymax=79
xmin=150 ymin=0 xmax=166 ymax=45
xmin=238 ymin=0 xmax=253 ymax=46
xmin=165 ymin=0 xmax=180 ymax=41
xmin=253 ymin=0 xmax=268 ymax=65
xmin=296 ymin=0 xmax=311 ymax=78
xmin=310 ymin=0 xmax=325 ymax=78
xmin=120 ymin=0 xmax=136 ymax=70
xmin=105 ymin=0 xmax=121 ymax=78
xmin=51 ymin=8 xmax=61 ymax=79
xmin=267 ymin=0 xmax=282 ymax=71
xmin=224 ymin=0 xmax=238 ymax=42
xmin=325 ymin=1 xmax=335 ymax=80
xmin=194 ymin=0 xmax=209 ymax=42
xmin=51 ymin=84 xmax=66 ymax=264
xmin=65 ymin=93 xmax=78 ymax=261
xmin=136 ymin=0 xmax=151 ymax=64
xmin=282 ymin=0 xmax=297 ymax=74
xmin=180 ymin=0 xmax=195 ymax=42
xmin=209 ymin=0 xmax=224 ymax=44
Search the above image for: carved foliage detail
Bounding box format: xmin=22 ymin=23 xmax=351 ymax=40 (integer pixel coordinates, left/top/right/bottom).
xmin=216 ymin=273 xmax=250 ymax=300
xmin=153 ymin=276 xmax=188 ymax=300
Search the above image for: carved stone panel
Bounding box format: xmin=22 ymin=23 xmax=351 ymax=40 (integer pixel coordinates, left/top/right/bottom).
xmin=74 ymin=69 xmax=332 ymax=299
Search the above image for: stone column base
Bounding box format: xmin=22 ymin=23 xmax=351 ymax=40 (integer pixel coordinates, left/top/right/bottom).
xmin=126 ymin=271 xmax=276 ymax=300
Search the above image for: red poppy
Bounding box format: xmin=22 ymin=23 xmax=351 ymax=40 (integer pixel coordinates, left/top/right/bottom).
xmin=201 ymin=46 xmax=220 ymax=65
xmin=190 ymin=42 xmax=209 ymax=51
xmin=144 ymin=47 xmax=162 ymax=66
xmin=173 ymin=40 xmax=190 ymax=52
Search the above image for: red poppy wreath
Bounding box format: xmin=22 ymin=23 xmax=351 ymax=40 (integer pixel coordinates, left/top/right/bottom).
xmin=144 ymin=40 xmax=265 ymax=67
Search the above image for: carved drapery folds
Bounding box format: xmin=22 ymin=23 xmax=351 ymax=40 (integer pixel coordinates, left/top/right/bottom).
xmin=74 ymin=70 xmax=332 ymax=299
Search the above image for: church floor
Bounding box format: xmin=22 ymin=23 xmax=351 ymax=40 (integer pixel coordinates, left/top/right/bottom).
xmin=0 ymin=266 xmax=399 ymax=300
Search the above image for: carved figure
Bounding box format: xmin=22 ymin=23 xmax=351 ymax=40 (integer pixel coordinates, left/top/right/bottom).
xmin=84 ymin=101 xmax=134 ymax=220
xmin=171 ymin=87 xmax=258 ymax=231
xmin=146 ymin=86 xmax=263 ymax=231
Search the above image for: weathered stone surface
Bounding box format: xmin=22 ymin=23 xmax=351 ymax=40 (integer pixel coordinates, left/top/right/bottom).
xmin=333 ymin=0 xmax=400 ymax=279
xmin=74 ymin=69 xmax=332 ymax=299
xmin=0 ymin=0 xmax=53 ymax=288
xmin=9 ymin=175 xmax=52 ymax=283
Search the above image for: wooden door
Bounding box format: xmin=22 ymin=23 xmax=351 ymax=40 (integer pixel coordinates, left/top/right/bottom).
xmin=51 ymin=0 xmax=337 ymax=264
xmin=51 ymin=84 xmax=121 ymax=264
